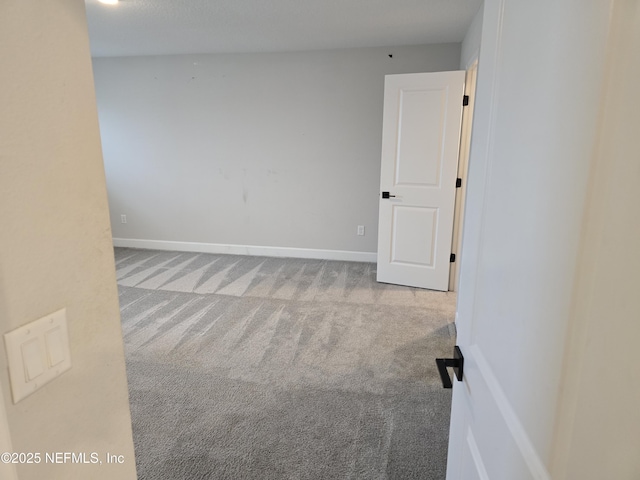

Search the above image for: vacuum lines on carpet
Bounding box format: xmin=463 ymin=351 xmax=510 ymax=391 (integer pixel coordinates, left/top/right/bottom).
xmin=115 ymin=248 xmax=456 ymax=479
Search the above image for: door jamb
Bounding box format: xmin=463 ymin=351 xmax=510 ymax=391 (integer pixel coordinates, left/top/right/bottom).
xmin=0 ymin=381 xmax=18 ymax=480
xmin=449 ymin=58 xmax=479 ymax=292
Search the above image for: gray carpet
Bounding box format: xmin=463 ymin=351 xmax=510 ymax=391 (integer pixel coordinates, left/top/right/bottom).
xmin=115 ymin=248 xmax=456 ymax=479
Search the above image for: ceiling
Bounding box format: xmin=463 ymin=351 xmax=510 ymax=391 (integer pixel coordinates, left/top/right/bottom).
xmin=85 ymin=0 xmax=482 ymax=57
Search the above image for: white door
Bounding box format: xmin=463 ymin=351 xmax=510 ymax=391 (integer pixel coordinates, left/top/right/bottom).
xmin=376 ymin=71 xmax=465 ymax=291
xmin=445 ymin=1 xmax=613 ymax=479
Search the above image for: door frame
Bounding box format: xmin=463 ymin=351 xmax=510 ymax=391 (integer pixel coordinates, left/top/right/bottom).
xmin=448 ymin=59 xmax=479 ymax=292
xmin=0 ymin=382 xmax=18 ymax=480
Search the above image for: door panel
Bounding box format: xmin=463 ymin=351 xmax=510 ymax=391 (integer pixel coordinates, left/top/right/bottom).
xmin=446 ymin=0 xmax=613 ymax=479
xmin=461 ymin=429 xmax=490 ymax=480
xmin=449 ymin=347 xmax=549 ymax=480
xmin=395 ymin=90 xmax=445 ymax=186
xmin=377 ymin=71 xmax=465 ymax=291
xmin=391 ymin=206 xmax=437 ymax=266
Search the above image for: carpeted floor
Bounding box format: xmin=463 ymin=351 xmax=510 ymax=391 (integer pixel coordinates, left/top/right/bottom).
xmin=115 ymin=247 xmax=456 ymax=479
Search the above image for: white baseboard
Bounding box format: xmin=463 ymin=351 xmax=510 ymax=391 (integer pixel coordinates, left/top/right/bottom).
xmin=112 ymin=238 xmax=378 ymax=263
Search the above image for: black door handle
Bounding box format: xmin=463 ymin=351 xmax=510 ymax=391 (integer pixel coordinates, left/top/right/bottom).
xmin=435 ymin=346 xmax=464 ymax=389
xmin=382 ymin=191 xmax=396 ymax=199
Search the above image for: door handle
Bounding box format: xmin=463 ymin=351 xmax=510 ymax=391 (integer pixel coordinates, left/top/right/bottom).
xmin=435 ymin=346 xmax=464 ymax=389
xmin=382 ymin=191 xmax=396 ymax=199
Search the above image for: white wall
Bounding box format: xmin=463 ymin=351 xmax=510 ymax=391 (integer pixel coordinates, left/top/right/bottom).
xmin=551 ymin=1 xmax=640 ymax=477
xmin=93 ymin=44 xmax=461 ymax=257
xmin=0 ymin=1 xmax=137 ymax=479
xmin=460 ymin=4 xmax=483 ymax=69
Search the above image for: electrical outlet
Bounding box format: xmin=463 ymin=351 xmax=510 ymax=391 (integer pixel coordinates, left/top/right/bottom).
xmin=357 ymin=225 xmax=365 ymax=236
xmin=121 ymin=214 xmax=127 ymax=224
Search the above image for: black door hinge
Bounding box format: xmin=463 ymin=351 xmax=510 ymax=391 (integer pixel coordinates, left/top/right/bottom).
xmin=456 ymin=178 xmax=462 ymax=188
xmin=450 ymin=253 xmax=456 ymax=262
xmin=463 ymin=95 xmax=469 ymax=106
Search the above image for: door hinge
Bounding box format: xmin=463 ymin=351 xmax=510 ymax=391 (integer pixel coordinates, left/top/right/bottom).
xmin=456 ymin=178 xmax=462 ymax=188
xmin=450 ymin=253 xmax=456 ymax=263
xmin=463 ymin=95 xmax=469 ymax=106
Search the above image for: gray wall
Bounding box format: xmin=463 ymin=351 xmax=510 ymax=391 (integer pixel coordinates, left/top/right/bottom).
xmin=0 ymin=0 xmax=137 ymax=478
xmin=460 ymin=4 xmax=484 ymax=69
xmin=93 ymin=44 xmax=461 ymax=256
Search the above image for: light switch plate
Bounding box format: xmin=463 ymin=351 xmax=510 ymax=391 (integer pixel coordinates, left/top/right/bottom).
xmin=3 ymin=308 xmax=71 ymax=404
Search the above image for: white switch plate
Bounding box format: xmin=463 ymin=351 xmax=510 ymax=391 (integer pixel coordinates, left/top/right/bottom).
xmin=357 ymin=225 xmax=365 ymax=236
xmin=3 ymin=308 xmax=71 ymax=404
